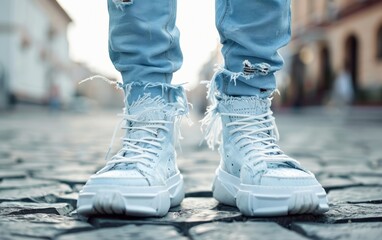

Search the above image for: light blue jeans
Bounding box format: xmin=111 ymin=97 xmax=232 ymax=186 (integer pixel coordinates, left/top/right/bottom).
xmin=108 ymin=0 xmax=291 ymax=102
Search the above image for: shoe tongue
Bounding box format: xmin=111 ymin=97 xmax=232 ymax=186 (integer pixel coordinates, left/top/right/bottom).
xmin=219 ymin=95 xmax=293 ymax=168
xmin=112 ymin=96 xmax=168 ymax=171
xmin=220 ymin=96 xmax=270 ymax=124
xmin=128 ymin=95 xmax=167 ymax=118
xmin=220 ymin=97 xmax=271 ymax=143
xmin=128 ymin=99 xmax=167 ymax=140
xmin=220 ymin=95 xmax=286 ymax=162
xmin=221 ymin=95 xmax=270 ymax=116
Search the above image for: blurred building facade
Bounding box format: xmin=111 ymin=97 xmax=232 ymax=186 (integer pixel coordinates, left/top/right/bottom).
xmin=196 ymin=0 xmax=382 ymax=107
xmin=190 ymin=48 xmax=223 ymax=115
xmin=283 ymin=0 xmax=382 ymax=106
xmin=0 ymin=0 xmax=75 ymax=109
xmin=75 ymin=72 xmax=125 ymax=109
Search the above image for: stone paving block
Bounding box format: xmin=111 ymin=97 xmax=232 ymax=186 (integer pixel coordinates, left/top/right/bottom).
xmin=88 ymin=197 xmax=242 ymax=228
xmin=0 ymin=150 xmax=11 ymax=158
xmin=299 ymin=161 xmax=323 ymax=175
xmin=1 ymin=109 xmax=382 ymax=239
xmin=0 ymin=214 xmax=92 ymax=239
xmin=319 ymin=177 xmax=360 ymax=191
xmin=319 ymin=151 xmax=369 ymax=163
xmin=55 ymin=192 xmax=79 ymax=208
xmin=178 ymin=154 xmax=218 ymax=175
xmin=351 ymin=176 xmax=382 ymax=186
xmin=322 ymin=203 xmax=382 ymax=223
xmin=178 ymin=164 xmax=217 ymax=175
xmin=49 ymin=164 xmax=99 ymax=174
xmin=248 ymin=202 xmax=382 ymax=224
xmin=318 ymin=156 xmax=359 ymax=165
xmin=0 ymin=178 xmax=59 ymax=190
xmin=72 ymin=184 xmax=84 ymax=192
xmin=0 ymin=158 xmax=18 ymax=168
xmin=288 ymin=155 xmax=324 ymax=174
xmin=328 ymin=186 xmax=382 ymax=204
xmin=9 ymin=162 xmax=55 ymax=171
xmin=323 ymin=164 xmax=382 ymax=177
xmin=292 ymin=222 xmax=382 ymax=240
xmin=170 ymin=197 xmax=219 ymax=211
xmin=1 ymin=213 xmax=82 ymax=224
xmin=248 ymin=214 xmax=325 ymax=227
xmin=56 ymin=224 xmax=187 ymax=240
xmin=0 ymin=183 xmax=72 ymax=202
xmin=33 ymin=172 xmax=91 ymax=186
xmin=164 ymin=197 xmax=240 ymax=224
xmin=0 ymin=170 xmax=26 ymax=179
xmin=189 ymin=222 xmax=308 ymax=240
xmin=161 ymin=208 xmax=242 ymax=224
xmin=183 ymin=172 xmax=214 ymax=196
xmin=0 ymin=234 xmax=37 ymax=240
xmin=369 ymin=156 xmax=382 ymax=168
xmin=0 ymin=202 xmax=73 ymax=215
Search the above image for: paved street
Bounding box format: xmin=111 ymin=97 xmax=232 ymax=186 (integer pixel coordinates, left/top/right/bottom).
xmin=1 ymin=106 xmax=382 ymax=239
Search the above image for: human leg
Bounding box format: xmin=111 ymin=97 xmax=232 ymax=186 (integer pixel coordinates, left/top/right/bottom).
xmin=108 ymin=0 xmax=183 ymax=102
xmin=77 ymin=0 xmax=187 ymax=217
xmin=214 ymin=0 xmax=291 ymax=97
xmin=203 ymin=0 xmax=329 ymax=216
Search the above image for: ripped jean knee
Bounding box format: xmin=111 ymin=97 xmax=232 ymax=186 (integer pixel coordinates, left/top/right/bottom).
xmin=216 ymin=60 xmax=271 ymax=85
xmin=113 ymin=0 xmax=133 ymax=10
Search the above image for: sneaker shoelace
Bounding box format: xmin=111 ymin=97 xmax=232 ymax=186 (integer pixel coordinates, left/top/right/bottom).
xmin=222 ymin=109 xmax=298 ymax=165
xmin=78 ymin=76 xmax=189 ymax=175
xmin=202 ymin=103 xmax=299 ymax=167
xmin=106 ymin=110 xmax=171 ymax=168
xmin=96 ymin=97 xmax=188 ymax=176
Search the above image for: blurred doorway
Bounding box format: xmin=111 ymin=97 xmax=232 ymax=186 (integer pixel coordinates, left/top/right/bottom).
xmin=344 ymin=35 xmax=359 ymax=97
xmin=291 ymin=51 xmax=306 ymax=108
xmin=318 ymin=44 xmax=332 ymax=103
xmin=0 ymin=64 xmax=9 ymax=110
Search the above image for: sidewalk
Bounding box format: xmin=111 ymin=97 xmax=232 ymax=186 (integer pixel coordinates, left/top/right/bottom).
xmin=1 ymin=107 xmax=382 ymax=239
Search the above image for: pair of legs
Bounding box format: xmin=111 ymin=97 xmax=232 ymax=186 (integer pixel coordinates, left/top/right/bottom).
xmin=77 ymin=0 xmax=329 ymax=217
xmin=108 ymin=0 xmax=287 ymax=99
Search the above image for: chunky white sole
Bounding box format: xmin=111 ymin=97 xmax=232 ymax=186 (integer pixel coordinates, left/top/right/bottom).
xmin=77 ymin=173 xmax=184 ymax=217
xmin=212 ymin=167 xmax=329 ymax=216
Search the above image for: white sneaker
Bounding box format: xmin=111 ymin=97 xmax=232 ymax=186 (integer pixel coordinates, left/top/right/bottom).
xmin=77 ymin=87 xmax=188 ymax=217
xmin=202 ymin=92 xmax=329 ymax=216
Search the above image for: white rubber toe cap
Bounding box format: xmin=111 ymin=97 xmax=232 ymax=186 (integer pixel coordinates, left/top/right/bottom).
xmin=260 ymin=168 xmax=319 ymax=186
xmin=88 ymin=170 xmax=151 ymax=187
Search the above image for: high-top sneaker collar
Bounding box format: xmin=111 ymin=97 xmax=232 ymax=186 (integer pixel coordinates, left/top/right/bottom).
xmin=99 ymin=83 xmax=189 ymax=174
xmin=126 ymin=95 xmax=168 ymax=141
xmin=216 ymin=94 xmax=271 ymax=116
xmin=201 ymin=90 xmax=300 ymax=170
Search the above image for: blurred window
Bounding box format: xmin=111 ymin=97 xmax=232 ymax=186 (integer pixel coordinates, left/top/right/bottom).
xmin=47 ymin=26 xmax=56 ymax=41
xmin=20 ymin=34 xmax=31 ymax=51
xmin=377 ymin=25 xmax=382 ymax=60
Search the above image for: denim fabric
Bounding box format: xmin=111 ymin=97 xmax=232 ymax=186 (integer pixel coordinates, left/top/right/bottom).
xmin=108 ymin=0 xmax=291 ymax=100
xmin=215 ymin=0 xmax=291 ymax=97
xmin=108 ymin=0 xmax=182 ymax=83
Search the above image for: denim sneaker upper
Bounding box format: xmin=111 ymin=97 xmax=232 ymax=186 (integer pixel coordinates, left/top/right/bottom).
xmin=77 ymin=82 xmax=188 ymax=217
xmin=202 ymin=93 xmax=318 ymax=187
xmin=91 ymin=91 xmax=188 ymax=187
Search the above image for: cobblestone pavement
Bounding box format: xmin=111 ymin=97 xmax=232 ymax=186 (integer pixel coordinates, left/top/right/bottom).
xmin=1 ymin=106 xmax=382 ymax=239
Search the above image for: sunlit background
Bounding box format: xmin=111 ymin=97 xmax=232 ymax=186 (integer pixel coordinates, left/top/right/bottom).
xmin=1 ymin=1 xmax=382 ymax=236
xmin=0 ymin=0 xmax=381 ymax=111
xmin=57 ymin=0 xmax=218 ymax=88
